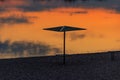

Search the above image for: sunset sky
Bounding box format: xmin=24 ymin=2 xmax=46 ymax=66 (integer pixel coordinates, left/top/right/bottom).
xmin=0 ymin=0 xmax=120 ymax=58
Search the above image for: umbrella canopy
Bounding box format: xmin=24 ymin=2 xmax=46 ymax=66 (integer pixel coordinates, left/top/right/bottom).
xmin=43 ymin=26 xmax=86 ymax=32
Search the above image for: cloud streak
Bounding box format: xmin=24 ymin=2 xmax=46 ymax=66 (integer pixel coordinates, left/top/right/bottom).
xmin=0 ymin=0 xmax=119 ymax=13
xmin=0 ymin=7 xmax=5 ymax=12
xmin=0 ymin=16 xmax=31 ymax=25
xmin=70 ymin=33 xmax=86 ymax=40
xmin=0 ymin=40 xmax=61 ymax=56
xmin=16 ymin=0 xmax=120 ymax=13
xmin=69 ymin=32 xmax=104 ymax=41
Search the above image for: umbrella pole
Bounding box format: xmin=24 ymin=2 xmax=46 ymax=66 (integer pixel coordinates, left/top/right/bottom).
xmin=63 ymin=31 xmax=66 ymax=65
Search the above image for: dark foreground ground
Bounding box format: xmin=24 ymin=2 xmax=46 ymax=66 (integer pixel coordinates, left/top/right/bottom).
xmin=0 ymin=51 xmax=120 ymax=80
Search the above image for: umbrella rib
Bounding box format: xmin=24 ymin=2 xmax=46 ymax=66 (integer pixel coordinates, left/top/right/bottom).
xmin=60 ymin=27 xmax=65 ymax=31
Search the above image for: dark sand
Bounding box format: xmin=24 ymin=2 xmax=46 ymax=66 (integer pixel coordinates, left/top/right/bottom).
xmin=0 ymin=52 xmax=120 ymax=80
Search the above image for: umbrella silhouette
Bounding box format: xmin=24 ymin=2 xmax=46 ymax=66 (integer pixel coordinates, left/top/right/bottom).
xmin=43 ymin=26 xmax=86 ymax=64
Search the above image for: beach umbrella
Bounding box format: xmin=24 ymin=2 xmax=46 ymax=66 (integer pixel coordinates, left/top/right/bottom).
xmin=43 ymin=26 xmax=86 ymax=64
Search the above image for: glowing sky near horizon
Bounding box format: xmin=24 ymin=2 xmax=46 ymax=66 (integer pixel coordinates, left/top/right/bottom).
xmin=0 ymin=0 xmax=120 ymax=58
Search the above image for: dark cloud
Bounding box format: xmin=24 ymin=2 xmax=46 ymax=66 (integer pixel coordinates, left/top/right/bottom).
xmin=116 ymin=40 xmax=120 ymax=42
xmin=115 ymin=7 xmax=120 ymax=13
xmin=0 ymin=40 xmax=61 ymax=56
xmin=69 ymin=32 xmax=104 ymax=40
xmin=16 ymin=0 xmax=59 ymax=12
xmin=64 ymin=0 xmax=77 ymax=3
xmin=71 ymin=11 xmax=88 ymax=14
xmin=0 ymin=7 xmax=5 ymax=12
xmin=53 ymin=10 xmax=88 ymax=15
xmin=0 ymin=16 xmax=31 ymax=25
xmin=69 ymin=11 xmax=88 ymax=15
xmin=70 ymin=33 xmax=86 ymax=40
xmin=14 ymin=0 xmax=120 ymax=13
xmin=0 ymin=0 xmax=120 ymax=14
xmin=51 ymin=48 xmax=61 ymax=53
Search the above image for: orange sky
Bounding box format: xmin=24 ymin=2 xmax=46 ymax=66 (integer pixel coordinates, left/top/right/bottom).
xmin=0 ymin=7 xmax=120 ymax=55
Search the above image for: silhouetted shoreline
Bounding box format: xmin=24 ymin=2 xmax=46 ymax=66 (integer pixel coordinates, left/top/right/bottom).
xmin=0 ymin=51 xmax=120 ymax=80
